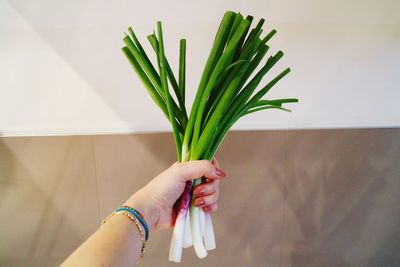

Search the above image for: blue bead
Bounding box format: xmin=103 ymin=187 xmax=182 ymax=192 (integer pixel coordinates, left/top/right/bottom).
xmin=115 ymin=207 xmax=149 ymax=240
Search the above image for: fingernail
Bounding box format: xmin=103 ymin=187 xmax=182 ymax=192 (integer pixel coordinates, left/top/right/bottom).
xmin=194 ymin=189 xmax=205 ymax=196
xmin=195 ymin=199 xmax=205 ymax=207
xmin=216 ymin=168 xmax=226 ymax=177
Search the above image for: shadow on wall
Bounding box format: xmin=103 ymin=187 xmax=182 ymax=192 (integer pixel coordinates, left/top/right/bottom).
xmin=213 ymin=130 xmax=288 ymax=266
xmin=134 ymin=129 xmax=400 ymax=266
xmin=0 ymin=136 xmax=15 ymax=184
xmin=0 ymin=137 xmax=96 ymax=265
xmin=1 ymin=129 xmax=400 ymax=266
xmin=282 ymin=129 xmax=400 ymax=267
xmin=5 ymin=1 xmax=159 ymax=127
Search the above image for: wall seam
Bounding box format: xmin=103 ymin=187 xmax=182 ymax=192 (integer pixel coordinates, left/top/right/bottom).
xmin=91 ymin=135 xmax=102 ymax=224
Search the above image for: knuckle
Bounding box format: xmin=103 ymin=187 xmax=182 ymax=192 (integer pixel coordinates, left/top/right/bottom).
xmin=170 ymin=162 xmax=184 ymax=177
xmin=171 ymin=161 xmax=181 ymax=171
xmin=205 ymin=196 xmax=213 ymax=205
xmin=204 ymin=183 xmax=213 ymax=191
xmin=201 ymin=159 xmax=212 ymax=167
xmin=206 ymin=183 xmax=215 ymax=193
xmin=206 ymin=193 xmax=217 ymax=204
xmin=203 ymin=196 xmax=210 ymax=205
xmin=201 ymin=160 xmax=212 ymax=170
xmin=212 ymin=204 xmax=218 ymax=212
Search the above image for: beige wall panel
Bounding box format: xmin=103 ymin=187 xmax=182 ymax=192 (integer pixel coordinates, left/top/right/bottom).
xmin=283 ymin=129 xmax=400 ymax=267
xmin=0 ymin=136 xmax=99 ymax=266
xmin=1 ymin=129 xmax=399 ymax=266
xmin=211 ymin=130 xmax=288 ymax=267
xmin=93 ymin=134 xmax=177 ymax=219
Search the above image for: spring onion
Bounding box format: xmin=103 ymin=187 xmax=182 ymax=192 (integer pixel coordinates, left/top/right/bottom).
xmin=121 ymin=10 xmax=298 ymax=262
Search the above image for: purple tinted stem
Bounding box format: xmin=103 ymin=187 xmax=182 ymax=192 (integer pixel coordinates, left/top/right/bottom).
xmin=177 ymin=180 xmax=193 ymax=216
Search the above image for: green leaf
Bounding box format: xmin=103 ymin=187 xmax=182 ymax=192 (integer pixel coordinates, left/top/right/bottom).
xmin=156 ymin=22 xmax=182 ymax=160
xmin=262 ymin=29 xmax=277 ymax=44
xmin=147 ymin=34 xmax=188 ymax=128
xmin=244 ymin=105 xmax=292 ymax=116
xmin=122 ymin=46 xmax=185 ymax=135
xmin=182 ymin=11 xmax=237 ymax=155
xmin=179 ymin=39 xmax=186 ymax=104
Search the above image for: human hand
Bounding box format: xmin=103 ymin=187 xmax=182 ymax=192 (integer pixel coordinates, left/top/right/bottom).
xmin=124 ymin=159 xmax=226 ymax=231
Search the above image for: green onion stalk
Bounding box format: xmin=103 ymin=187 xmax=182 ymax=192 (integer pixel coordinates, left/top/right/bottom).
xmin=121 ymin=11 xmax=298 ymax=262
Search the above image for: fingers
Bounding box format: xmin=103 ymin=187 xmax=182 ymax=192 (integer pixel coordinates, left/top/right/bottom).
xmin=193 ymin=191 xmax=219 ymax=208
xmin=168 ymin=160 xmax=225 ymax=214
xmin=170 ymin=160 xmax=226 ymax=182
xmin=193 ymin=178 xmax=220 ymax=213
xmin=203 ymin=203 xmax=218 ymax=213
xmin=193 ymin=180 xmax=219 ymax=196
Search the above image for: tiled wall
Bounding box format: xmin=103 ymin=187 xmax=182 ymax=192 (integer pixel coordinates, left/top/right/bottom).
xmin=1 ymin=129 xmax=399 ymax=267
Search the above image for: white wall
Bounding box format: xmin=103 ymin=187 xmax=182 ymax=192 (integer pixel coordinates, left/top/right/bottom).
xmin=1 ymin=0 xmax=399 ymax=136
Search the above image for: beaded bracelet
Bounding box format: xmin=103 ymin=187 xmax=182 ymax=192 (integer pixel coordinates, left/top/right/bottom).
xmin=101 ymin=209 xmax=146 ymax=262
xmin=116 ymin=206 xmax=149 ymax=241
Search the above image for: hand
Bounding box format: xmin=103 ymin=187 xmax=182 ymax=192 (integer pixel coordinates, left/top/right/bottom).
xmin=124 ymin=159 xmax=226 ymax=231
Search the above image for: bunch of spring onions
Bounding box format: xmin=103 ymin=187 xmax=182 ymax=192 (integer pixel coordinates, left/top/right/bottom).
xmin=121 ymin=11 xmax=298 ymax=262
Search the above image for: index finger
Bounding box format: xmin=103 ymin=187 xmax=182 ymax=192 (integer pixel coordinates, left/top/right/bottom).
xmin=170 ymin=160 xmax=226 ymax=182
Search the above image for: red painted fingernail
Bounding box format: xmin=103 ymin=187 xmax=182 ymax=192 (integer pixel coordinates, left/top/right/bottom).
xmin=215 ymin=168 xmax=226 ymax=177
xmin=195 ymin=199 xmax=205 ymax=206
xmin=195 ymin=189 xmax=205 ymax=196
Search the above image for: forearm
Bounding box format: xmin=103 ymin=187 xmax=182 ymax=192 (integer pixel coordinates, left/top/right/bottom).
xmin=61 ymin=214 xmax=143 ymax=267
xmin=61 ymin=187 xmax=157 ymax=266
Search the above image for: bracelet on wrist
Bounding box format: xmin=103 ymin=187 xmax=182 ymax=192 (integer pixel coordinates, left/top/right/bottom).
xmin=116 ymin=206 xmax=149 ymax=241
xmin=101 ymin=205 xmax=149 ymax=263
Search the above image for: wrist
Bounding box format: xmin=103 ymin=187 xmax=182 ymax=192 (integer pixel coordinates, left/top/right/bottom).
xmin=124 ymin=191 xmax=157 ymax=232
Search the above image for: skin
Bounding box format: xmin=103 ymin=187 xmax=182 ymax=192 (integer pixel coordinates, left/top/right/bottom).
xmin=61 ymin=159 xmax=225 ymax=266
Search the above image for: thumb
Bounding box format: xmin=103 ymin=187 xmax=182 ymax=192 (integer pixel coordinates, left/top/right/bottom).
xmin=170 ymin=160 xmax=226 ymax=182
